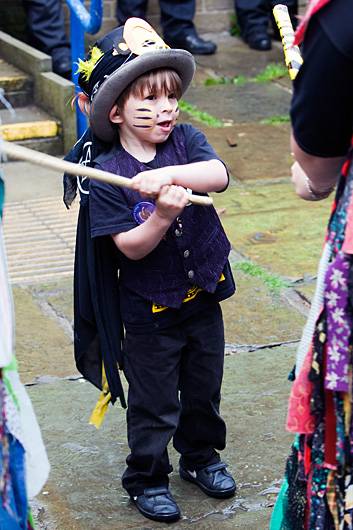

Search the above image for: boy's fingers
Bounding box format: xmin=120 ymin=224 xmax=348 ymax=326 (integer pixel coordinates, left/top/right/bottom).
xmin=140 ymin=191 xmax=157 ymax=199
xmin=158 ymin=186 xmax=188 ymax=209
xmin=158 ymin=185 xmax=171 ymax=196
xmin=131 ymin=175 xmax=141 ymax=187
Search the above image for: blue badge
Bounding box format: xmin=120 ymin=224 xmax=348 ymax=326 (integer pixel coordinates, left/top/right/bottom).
xmin=133 ymin=201 xmax=155 ymax=224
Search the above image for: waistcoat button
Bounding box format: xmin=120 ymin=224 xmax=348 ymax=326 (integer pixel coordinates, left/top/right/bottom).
xmin=175 ymin=229 xmax=182 ymax=237
xmin=183 ymin=250 xmax=190 ymax=258
xmin=188 ymin=270 xmax=194 ymax=279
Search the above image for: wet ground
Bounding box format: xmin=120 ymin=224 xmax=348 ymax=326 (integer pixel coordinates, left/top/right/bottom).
xmin=2 ymin=31 xmax=332 ymax=529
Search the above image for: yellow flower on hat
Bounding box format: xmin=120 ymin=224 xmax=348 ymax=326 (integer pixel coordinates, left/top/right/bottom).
xmin=76 ymin=46 xmax=104 ymax=81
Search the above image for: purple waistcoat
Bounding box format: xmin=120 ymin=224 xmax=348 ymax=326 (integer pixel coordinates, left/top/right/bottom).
xmin=99 ymin=127 xmax=231 ymax=308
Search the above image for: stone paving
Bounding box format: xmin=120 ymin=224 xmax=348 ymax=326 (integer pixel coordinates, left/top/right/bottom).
xmin=1 ymin=32 xmax=332 ymax=529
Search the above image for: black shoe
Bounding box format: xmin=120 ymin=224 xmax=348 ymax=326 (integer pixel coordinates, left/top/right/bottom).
xmin=166 ymin=32 xmax=217 ymax=55
xmin=246 ymin=31 xmax=271 ymax=51
xmin=180 ymin=462 xmax=236 ymax=499
xmin=131 ymin=486 xmax=181 ymax=523
xmin=52 ymin=48 xmax=72 ymax=79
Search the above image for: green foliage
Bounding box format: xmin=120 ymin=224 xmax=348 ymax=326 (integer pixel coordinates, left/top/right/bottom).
xmin=260 ymin=115 xmax=290 ymax=125
xmin=230 ymin=13 xmax=241 ymax=37
xmin=255 ymin=63 xmax=288 ymax=83
xmin=203 ymin=63 xmax=287 ymax=88
xmin=204 ymin=75 xmax=247 ymax=87
xmin=233 ymin=75 xmax=247 ymax=85
xmin=204 ymin=76 xmax=228 ymax=86
xmin=179 ymin=100 xmax=223 ymax=128
xmin=233 ymin=261 xmax=289 ymax=294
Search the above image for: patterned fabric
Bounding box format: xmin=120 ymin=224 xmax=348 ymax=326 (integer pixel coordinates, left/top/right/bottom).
xmin=271 ymin=151 xmax=353 ymax=530
xmin=286 ymin=345 xmax=315 ymax=434
xmin=0 ymin=378 xmax=29 ymax=530
xmin=324 ymin=252 xmax=352 ymax=391
xmin=0 ymin=178 xmax=49 ymax=528
xmin=0 ymin=433 xmax=28 ymax=530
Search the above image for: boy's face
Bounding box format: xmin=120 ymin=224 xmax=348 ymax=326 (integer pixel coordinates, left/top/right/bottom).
xmin=110 ymin=87 xmax=180 ymax=144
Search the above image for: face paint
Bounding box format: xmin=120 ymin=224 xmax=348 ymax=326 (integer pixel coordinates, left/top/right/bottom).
xmin=119 ymin=92 xmax=180 ymax=143
xmin=133 ymin=106 xmax=154 ymax=129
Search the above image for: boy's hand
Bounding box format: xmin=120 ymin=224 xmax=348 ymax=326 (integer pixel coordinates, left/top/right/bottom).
xmin=155 ymin=185 xmax=189 ymax=222
xmin=131 ymin=169 xmax=173 ymax=198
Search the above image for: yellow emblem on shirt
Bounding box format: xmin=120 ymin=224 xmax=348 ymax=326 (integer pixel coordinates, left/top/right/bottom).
xmin=152 ymin=273 xmax=225 ymax=313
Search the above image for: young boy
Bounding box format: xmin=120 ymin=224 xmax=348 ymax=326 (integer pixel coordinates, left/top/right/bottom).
xmin=73 ymin=17 xmax=236 ymax=523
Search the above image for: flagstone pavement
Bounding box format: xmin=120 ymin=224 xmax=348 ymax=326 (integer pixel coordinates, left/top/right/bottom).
xmin=2 ymin=32 xmax=333 ymax=529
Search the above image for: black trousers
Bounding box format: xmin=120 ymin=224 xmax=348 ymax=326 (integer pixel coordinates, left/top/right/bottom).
xmin=235 ymin=0 xmax=298 ymax=38
xmin=122 ymin=302 xmax=226 ymax=496
xmin=22 ymin=0 xmax=70 ymax=56
xmin=116 ymin=0 xmax=196 ymax=41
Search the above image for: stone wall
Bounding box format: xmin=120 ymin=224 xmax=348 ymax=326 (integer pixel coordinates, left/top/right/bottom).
xmin=0 ymin=0 xmax=235 ymax=43
xmin=0 ymin=1 xmax=306 ymax=46
xmin=97 ymin=0 xmax=234 ymax=37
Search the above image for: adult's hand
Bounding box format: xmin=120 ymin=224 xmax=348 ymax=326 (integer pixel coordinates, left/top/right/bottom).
xmin=291 ymin=133 xmax=343 ymax=195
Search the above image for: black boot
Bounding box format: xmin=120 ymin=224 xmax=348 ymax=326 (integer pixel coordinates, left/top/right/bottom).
xmin=245 ymin=27 xmax=271 ymax=51
xmin=166 ymin=29 xmax=217 ymax=55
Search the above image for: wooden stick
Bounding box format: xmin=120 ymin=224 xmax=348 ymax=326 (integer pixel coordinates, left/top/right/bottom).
xmin=1 ymin=140 xmax=213 ymax=207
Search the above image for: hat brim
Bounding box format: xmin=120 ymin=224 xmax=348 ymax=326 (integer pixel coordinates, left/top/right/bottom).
xmin=89 ymin=49 xmax=195 ymax=143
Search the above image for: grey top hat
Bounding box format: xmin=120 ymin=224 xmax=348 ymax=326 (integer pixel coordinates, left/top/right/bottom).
xmin=77 ymin=18 xmax=196 ymax=143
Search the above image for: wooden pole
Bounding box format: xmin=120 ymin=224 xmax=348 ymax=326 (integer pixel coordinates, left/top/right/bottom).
xmin=1 ymin=140 xmax=213 ymax=207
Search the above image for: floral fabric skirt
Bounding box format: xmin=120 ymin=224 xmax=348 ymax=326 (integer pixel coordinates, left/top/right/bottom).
xmin=271 ymin=152 xmax=353 ymax=529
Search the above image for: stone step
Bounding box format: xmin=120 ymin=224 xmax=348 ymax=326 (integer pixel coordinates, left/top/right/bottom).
xmin=0 ymin=57 xmax=32 ymax=107
xmin=0 ymin=104 xmax=63 ymax=154
xmin=0 ymin=31 xmax=76 ymax=153
xmin=3 ymin=195 xmax=78 ymax=284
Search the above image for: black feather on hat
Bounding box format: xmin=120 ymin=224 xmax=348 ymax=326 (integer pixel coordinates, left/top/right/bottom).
xmin=77 ymin=18 xmax=195 ymax=143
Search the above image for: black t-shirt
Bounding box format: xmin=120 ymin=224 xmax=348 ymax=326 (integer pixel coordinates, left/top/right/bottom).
xmin=89 ymin=123 xmax=235 ymax=331
xmin=90 ymin=123 xmax=228 ymax=238
xmin=290 ymin=0 xmax=353 ymax=157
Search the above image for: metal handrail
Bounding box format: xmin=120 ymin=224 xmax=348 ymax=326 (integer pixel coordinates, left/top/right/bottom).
xmin=66 ymin=0 xmax=103 ymax=138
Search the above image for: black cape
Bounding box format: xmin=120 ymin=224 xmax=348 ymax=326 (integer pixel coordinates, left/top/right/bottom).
xmin=63 ymin=129 xmax=126 ymax=408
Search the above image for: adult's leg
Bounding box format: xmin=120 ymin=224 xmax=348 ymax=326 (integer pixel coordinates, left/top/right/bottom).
xmin=234 ymin=0 xmax=271 ymax=50
xmin=116 ymin=0 xmax=148 ymax=25
xmin=235 ymin=0 xmax=269 ymax=36
xmin=160 ymin=0 xmax=216 ymax=54
xmin=122 ymin=326 xmax=185 ymax=496
xmin=159 ymin=0 xmax=195 ymax=41
xmin=22 ymin=0 xmax=71 ymax=77
xmin=173 ymin=302 xmax=226 ymax=469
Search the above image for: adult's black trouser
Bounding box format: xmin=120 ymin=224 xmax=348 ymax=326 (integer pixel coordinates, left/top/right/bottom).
xmin=22 ymin=0 xmax=70 ymax=56
xmin=116 ymin=0 xmax=196 ymax=41
xmin=121 ymin=301 xmax=226 ymax=496
xmin=235 ymin=0 xmax=298 ymax=38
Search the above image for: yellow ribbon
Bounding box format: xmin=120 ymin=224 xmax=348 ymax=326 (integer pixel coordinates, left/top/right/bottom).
xmin=89 ymin=365 xmax=112 ymax=429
